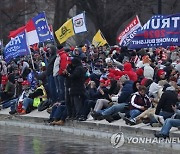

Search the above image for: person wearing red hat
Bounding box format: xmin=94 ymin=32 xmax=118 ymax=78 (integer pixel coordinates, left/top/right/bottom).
xmin=0 ymin=74 xmax=15 ymax=103
xmin=91 ymin=79 xmax=120 ymax=120
xmin=156 ymin=69 xmax=166 ymax=82
xmin=8 ymin=80 xmax=32 ymax=114
xmin=22 ymin=80 xmax=30 ymax=86
xmin=18 ymin=81 xmax=47 ymax=114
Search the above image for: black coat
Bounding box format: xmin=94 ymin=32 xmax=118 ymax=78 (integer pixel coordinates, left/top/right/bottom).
xmin=155 ymin=90 xmax=178 ymax=115
xmin=46 ymin=45 xmax=57 ymax=76
xmin=92 ymin=86 xmax=110 ymax=100
xmin=69 ymin=59 xmax=86 ymax=96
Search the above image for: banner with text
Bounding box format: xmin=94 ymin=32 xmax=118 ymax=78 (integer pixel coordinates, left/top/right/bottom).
xmin=4 ymin=32 xmax=30 ymax=62
xmin=128 ymin=14 xmax=180 ymax=49
xmin=117 ymin=15 xmax=142 ymax=46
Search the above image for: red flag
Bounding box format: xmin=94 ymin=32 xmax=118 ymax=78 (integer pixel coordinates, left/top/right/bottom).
xmin=8 ymin=26 xmax=26 ymax=38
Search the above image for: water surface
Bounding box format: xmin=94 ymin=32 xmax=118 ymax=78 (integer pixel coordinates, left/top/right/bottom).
xmin=0 ymin=125 xmax=177 ymax=154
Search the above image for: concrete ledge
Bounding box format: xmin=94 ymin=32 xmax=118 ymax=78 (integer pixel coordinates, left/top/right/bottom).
xmin=0 ymin=109 xmax=179 ymax=151
xmin=0 ymin=112 xmax=179 ymax=138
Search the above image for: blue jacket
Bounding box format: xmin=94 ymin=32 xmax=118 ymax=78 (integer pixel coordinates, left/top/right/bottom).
xmin=118 ymin=80 xmax=134 ymax=104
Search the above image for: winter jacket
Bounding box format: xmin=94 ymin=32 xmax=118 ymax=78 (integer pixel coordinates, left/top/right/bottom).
xmin=69 ymin=58 xmax=86 ymax=96
xmin=143 ymin=63 xmax=154 ymax=80
xmin=155 ymin=86 xmax=178 ymax=115
xmin=0 ymin=61 xmax=7 ymax=76
xmin=58 ymin=49 xmax=69 ymax=75
xmin=53 ymin=54 xmax=60 ymax=77
xmin=46 ymin=45 xmax=57 ymax=76
xmin=123 ymin=62 xmax=137 ymax=81
xmin=93 ymin=86 xmax=110 ymax=100
xmin=4 ymin=81 xmax=15 ymax=97
xmin=130 ymin=92 xmax=151 ymax=111
xmin=118 ymin=80 xmax=134 ymax=104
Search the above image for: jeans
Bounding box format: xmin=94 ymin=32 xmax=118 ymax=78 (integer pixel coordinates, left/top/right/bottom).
xmin=161 ymin=118 xmax=180 ymax=135
xmin=159 ymin=111 xmax=174 ymax=120
xmin=130 ymin=109 xmax=142 ymax=119
xmin=2 ymin=98 xmax=18 ymax=109
xmin=23 ymin=98 xmax=33 ymax=110
xmin=50 ymin=105 xmax=67 ymax=121
xmin=57 ymin=75 xmax=65 ymax=101
xmin=54 ymin=76 xmax=60 ymax=100
xmin=101 ymin=103 xmax=129 ymax=116
xmin=48 ymin=75 xmax=57 ymax=103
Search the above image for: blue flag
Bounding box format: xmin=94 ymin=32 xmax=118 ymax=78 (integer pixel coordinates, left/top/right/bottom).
xmin=4 ymin=32 xmax=30 ymax=62
xmin=129 ymin=14 xmax=180 ymax=49
xmin=32 ymin=12 xmax=54 ymax=43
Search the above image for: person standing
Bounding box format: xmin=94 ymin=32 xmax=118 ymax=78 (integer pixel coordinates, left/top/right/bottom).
xmin=66 ymin=58 xmax=86 ymax=119
xmin=46 ymin=45 xmax=58 ymax=105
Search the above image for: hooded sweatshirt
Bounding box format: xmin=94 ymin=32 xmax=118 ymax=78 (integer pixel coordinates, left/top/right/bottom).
xmin=123 ymin=62 xmax=137 ymax=81
xmin=46 ymin=45 xmax=57 ymax=76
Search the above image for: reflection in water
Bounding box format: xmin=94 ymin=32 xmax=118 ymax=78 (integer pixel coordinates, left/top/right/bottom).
xmin=0 ymin=125 xmax=177 ymax=154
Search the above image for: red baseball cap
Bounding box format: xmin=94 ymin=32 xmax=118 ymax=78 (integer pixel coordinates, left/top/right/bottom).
xmin=22 ymin=80 xmax=30 ymax=86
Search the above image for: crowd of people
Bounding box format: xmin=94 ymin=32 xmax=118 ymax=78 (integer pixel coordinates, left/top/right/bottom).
xmin=0 ymin=43 xmax=179 ymax=138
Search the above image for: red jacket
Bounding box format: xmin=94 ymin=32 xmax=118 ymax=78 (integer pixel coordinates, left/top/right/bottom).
xmin=123 ymin=62 xmax=137 ymax=81
xmin=58 ymin=49 xmax=69 ymax=75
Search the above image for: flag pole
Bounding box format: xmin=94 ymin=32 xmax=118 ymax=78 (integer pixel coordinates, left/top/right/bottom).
xmin=25 ymin=29 xmax=35 ymax=70
xmin=29 ymin=46 xmax=35 ymax=70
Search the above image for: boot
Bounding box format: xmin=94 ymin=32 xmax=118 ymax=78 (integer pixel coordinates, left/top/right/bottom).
xmin=104 ymin=113 xmax=121 ymax=123
xmin=54 ymin=120 xmax=65 ymax=126
xmin=104 ymin=115 xmax=114 ymax=123
xmin=91 ymin=111 xmax=104 ymax=120
xmin=154 ymin=132 xmax=169 ymax=139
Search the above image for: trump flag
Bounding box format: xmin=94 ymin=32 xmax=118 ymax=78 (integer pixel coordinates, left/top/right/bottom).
xmin=117 ymin=15 xmax=142 ymax=46
xmin=4 ymin=31 xmax=30 ymax=62
xmin=129 ymin=14 xmax=180 ymax=49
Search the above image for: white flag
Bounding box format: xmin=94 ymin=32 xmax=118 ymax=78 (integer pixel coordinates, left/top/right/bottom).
xmin=72 ymin=12 xmax=87 ymax=34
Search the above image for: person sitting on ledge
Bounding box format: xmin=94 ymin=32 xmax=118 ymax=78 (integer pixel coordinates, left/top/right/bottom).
xmin=19 ymin=81 xmax=47 ymax=114
xmin=155 ymin=103 xmax=180 ymax=139
xmin=123 ymin=85 xmax=151 ymax=125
